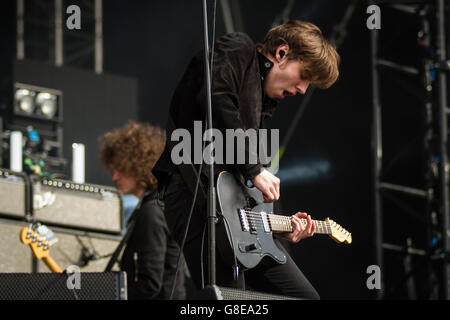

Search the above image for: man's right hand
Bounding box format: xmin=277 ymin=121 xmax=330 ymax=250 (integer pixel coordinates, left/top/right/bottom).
xmin=251 ymin=169 xmax=280 ymax=203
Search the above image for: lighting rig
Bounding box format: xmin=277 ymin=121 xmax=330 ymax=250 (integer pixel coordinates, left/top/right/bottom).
xmin=1 ymin=82 xmax=66 ymax=178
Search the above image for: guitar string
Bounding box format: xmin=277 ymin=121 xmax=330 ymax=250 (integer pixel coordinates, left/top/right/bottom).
xmin=243 ymin=210 xmax=330 ymax=225
xmin=243 ymin=210 xmax=327 ymax=224
xmin=241 ymin=215 xmax=331 ymax=233
xmin=243 ymin=216 xmax=328 ymax=228
xmin=243 ymin=215 xmax=329 ymax=229
xmin=244 ymin=221 xmax=331 ymax=234
xmin=242 ymin=211 xmax=334 ymax=229
xmin=243 ymin=221 xmax=329 ymax=234
xmin=237 ymin=210 xmax=348 ymax=237
xmin=241 ymin=211 xmax=332 ymax=232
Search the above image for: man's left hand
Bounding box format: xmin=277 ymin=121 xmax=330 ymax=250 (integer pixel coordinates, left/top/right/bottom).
xmin=278 ymin=212 xmax=315 ymax=243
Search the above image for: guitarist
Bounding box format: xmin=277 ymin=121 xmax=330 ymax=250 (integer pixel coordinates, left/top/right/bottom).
xmin=153 ymin=20 xmax=340 ymax=299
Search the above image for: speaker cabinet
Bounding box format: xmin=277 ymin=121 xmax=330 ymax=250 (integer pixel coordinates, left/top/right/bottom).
xmin=0 ymin=217 xmax=120 ymax=273
xmin=35 ymin=227 xmax=121 ymax=273
xmin=0 ymin=169 xmax=28 ymax=219
xmin=0 ymin=272 xmax=127 ymax=300
xmin=0 ymin=218 xmax=33 ymax=272
xmin=195 ymin=285 xmax=301 ymax=300
xmin=32 ymin=176 xmax=123 ymax=234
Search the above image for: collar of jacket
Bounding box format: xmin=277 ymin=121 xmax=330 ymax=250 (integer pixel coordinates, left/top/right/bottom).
xmin=258 ymin=51 xmax=273 ymax=81
xmin=125 ymin=189 xmax=160 ymax=227
xmin=257 ymin=51 xmax=278 ymax=118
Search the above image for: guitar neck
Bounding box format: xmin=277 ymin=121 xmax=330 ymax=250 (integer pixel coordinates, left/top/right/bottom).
xmin=267 ymin=214 xmax=331 ymax=235
xmin=43 ymin=256 xmax=63 ymax=273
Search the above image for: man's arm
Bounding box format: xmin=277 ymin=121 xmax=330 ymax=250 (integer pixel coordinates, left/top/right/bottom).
xmin=131 ymin=203 xmax=168 ymax=299
xmin=206 ymin=33 xmax=264 ymax=182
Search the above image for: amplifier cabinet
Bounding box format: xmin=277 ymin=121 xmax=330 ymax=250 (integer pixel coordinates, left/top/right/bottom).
xmin=0 ymin=218 xmax=33 ymax=272
xmin=0 ymin=218 xmax=121 ymax=273
xmin=196 ymin=285 xmax=301 ymax=300
xmin=36 ymin=228 xmax=121 ymax=273
xmin=0 ymin=168 xmax=28 ymax=218
xmin=0 ymin=272 xmax=127 ymax=300
xmin=32 ymin=176 xmax=123 ymax=235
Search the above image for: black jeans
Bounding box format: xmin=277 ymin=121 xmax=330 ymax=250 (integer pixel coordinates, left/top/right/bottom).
xmin=163 ymin=179 xmax=320 ymax=300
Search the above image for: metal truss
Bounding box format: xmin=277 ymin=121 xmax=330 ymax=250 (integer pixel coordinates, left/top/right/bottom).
xmin=16 ymin=0 xmax=103 ymax=74
xmin=370 ymin=0 xmax=449 ymax=299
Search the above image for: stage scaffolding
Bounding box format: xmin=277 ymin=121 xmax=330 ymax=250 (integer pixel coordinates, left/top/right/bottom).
xmin=370 ymin=0 xmax=449 ymax=299
xmin=16 ymin=0 xmax=103 ymax=74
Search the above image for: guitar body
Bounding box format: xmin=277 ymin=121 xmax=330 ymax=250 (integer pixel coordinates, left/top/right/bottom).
xmin=216 ymin=171 xmax=287 ymax=270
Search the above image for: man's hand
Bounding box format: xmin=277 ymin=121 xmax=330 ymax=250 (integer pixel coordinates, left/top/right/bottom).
xmin=279 ymin=212 xmax=315 ymax=243
xmin=251 ymin=169 xmax=280 ymax=203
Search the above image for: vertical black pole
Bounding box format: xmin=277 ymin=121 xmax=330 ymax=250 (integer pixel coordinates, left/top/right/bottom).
xmin=436 ymin=0 xmax=449 ymax=300
xmin=201 ymin=0 xmax=216 ymax=287
xmin=370 ymin=3 xmax=384 ymax=299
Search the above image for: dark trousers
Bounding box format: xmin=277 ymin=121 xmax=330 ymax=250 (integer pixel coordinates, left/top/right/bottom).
xmin=163 ymin=178 xmax=320 ymax=300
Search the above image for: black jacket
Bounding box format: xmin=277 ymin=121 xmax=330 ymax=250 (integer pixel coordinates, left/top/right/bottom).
xmin=120 ymin=190 xmax=186 ymax=300
xmin=153 ymin=32 xmax=277 ymax=193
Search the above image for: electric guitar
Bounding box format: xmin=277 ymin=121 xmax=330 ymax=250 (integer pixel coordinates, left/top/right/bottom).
xmin=216 ymin=171 xmax=352 ymax=270
xmin=20 ymin=223 xmax=63 ymax=273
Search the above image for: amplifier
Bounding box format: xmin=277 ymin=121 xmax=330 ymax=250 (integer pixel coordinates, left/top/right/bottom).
xmin=0 ymin=272 xmax=127 ymax=300
xmin=35 ymin=227 xmax=121 ymax=273
xmin=0 ymin=218 xmax=33 ymax=272
xmin=31 ymin=176 xmax=123 ymax=234
xmin=0 ymin=168 xmax=28 ymax=218
xmin=0 ymin=217 xmax=120 ymax=273
xmin=195 ymin=285 xmax=301 ymax=300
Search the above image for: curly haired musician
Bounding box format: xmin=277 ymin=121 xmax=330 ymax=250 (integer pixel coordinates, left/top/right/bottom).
xmin=100 ymin=121 xmax=186 ymax=300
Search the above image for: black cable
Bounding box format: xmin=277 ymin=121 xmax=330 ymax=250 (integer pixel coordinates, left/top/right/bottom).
xmin=222 ymin=213 xmax=240 ymax=283
xmin=200 ymin=223 xmax=207 ymax=289
xmin=169 ymin=152 xmax=205 ymax=299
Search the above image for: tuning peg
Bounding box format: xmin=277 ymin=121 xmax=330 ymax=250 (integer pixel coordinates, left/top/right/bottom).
xmin=26 ymin=224 xmax=33 ymax=238
xmin=38 ymin=236 xmax=46 ymax=247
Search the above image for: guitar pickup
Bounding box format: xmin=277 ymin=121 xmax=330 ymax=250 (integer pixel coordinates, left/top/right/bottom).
xmin=260 ymin=212 xmax=271 ymax=233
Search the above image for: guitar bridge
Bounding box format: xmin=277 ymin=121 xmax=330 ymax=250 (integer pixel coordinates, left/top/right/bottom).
xmin=238 ymin=209 xmax=250 ymax=232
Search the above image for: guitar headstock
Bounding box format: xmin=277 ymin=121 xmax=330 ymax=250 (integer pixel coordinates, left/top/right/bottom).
xmin=326 ymin=218 xmax=352 ymax=244
xmin=20 ymin=223 xmax=58 ymax=260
